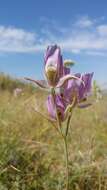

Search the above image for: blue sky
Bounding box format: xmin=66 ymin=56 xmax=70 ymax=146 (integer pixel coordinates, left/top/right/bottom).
xmin=0 ymin=0 xmax=107 ymax=87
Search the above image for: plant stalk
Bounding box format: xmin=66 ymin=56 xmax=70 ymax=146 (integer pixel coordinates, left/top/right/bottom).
xmin=64 ymin=136 xmax=69 ymax=190
xmin=51 ymin=88 xmax=70 ymax=190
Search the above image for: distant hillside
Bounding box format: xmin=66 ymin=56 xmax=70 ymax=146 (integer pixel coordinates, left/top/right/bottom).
xmin=0 ymin=73 xmax=36 ymax=93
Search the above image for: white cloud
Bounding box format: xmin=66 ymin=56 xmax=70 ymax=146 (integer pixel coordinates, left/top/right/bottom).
xmin=85 ymin=51 xmax=107 ymax=56
xmin=74 ymin=16 xmax=94 ymax=28
xmin=57 ymin=17 xmax=107 ymax=55
xmin=97 ymin=24 xmax=107 ymax=36
xmin=0 ymin=26 xmax=38 ymax=53
xmin=1 ymin=17 xmax=107 ymax=56
xmin=59 ymin=31 xmax=107 ymax=51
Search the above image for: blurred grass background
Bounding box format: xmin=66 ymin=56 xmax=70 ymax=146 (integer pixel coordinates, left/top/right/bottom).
xmin=0 ymin=73 xmax=107 ymax=190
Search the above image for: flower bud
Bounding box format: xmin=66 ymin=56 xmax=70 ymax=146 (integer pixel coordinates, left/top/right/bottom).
xmin=64 ymin=60 xmax=75 ymax=67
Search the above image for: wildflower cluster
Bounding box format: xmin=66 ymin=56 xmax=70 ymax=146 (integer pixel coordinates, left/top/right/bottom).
xmin=25 ymin=44 xmax=93 ymax=123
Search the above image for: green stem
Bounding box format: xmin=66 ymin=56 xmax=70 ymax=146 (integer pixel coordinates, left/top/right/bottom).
xmin=64 ymin=111 xmax=73 ymax=189
xmin=64 ymin=137 xmax=69 ymax=190
xmin=65 ymin=112 xmax=72 ymax=137
xmin=65 ymin=96 xmax=76 ymax=137
xmin=51 ymin=89 xmax=64 ymax=138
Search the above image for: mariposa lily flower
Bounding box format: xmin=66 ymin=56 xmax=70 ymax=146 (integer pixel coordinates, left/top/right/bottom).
xmin=25 ymin=45 xmax=80 ymax=89
xmin=64 ymin=73 xmax=94 ymax=103
xmin=47 ymin=72 xmax=93 ymax=121
xmin=25 ymin=45 xmax=63 ymax=88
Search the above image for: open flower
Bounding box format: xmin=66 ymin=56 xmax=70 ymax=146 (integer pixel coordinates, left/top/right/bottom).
xmin=47 ymin=72 xmax=93 ymax=121
xmin=63 ymin=73 xmax=94 ymax=103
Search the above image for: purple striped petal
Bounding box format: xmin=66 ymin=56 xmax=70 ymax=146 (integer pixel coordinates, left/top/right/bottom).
xmin=47 ymin=95 xmax=66 ymax=121
xmin=44 ymin=45 xmax=57 ymax=63
xmin=82 ymin=72 xmax=94 ymax=94
xmin=47 ymin=95 xmax=56 ymax=119
xmin=45 ymin=45 xmax=63 ymax=86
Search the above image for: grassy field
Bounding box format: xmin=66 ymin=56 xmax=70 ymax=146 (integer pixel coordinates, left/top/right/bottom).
xmin=0 ymin=74 xmax=107 ymax=190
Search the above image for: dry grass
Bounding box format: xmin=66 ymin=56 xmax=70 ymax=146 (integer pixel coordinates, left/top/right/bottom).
xmin=0 ymin=76 xmax=107 ymax=189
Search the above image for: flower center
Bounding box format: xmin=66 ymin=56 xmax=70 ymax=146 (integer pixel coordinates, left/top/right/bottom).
xmin=45 ymin=59 xmax=58 ymax=85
